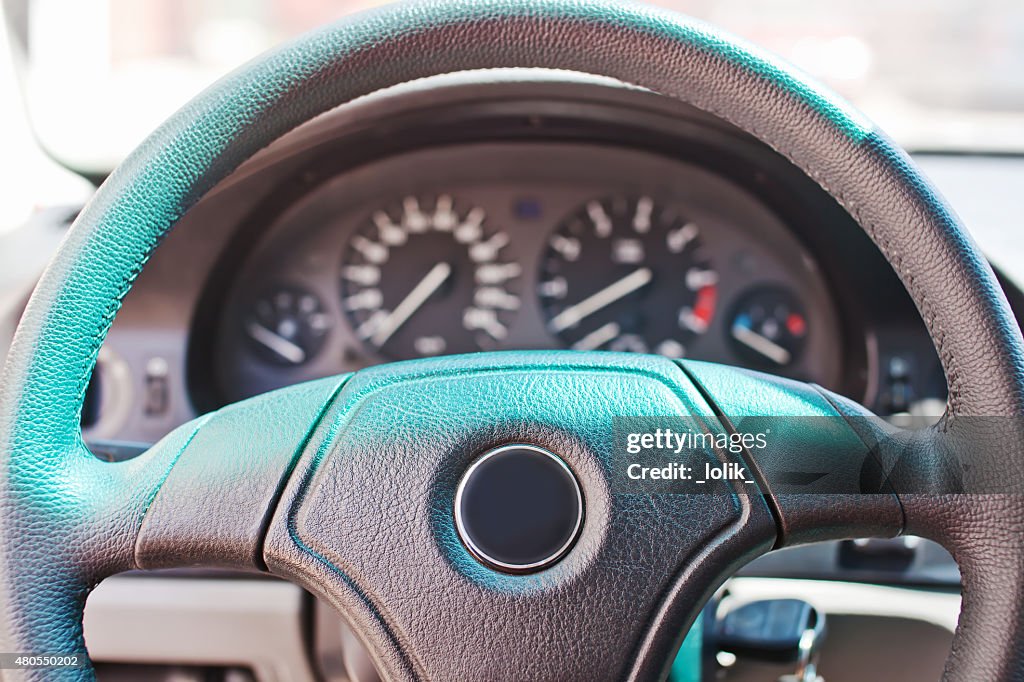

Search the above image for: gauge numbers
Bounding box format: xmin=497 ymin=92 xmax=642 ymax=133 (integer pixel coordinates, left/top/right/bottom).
xmin=539 ymin=195 xmax=717 ymax=358
xmin=341 ymin=195 xmax=521 ymax=360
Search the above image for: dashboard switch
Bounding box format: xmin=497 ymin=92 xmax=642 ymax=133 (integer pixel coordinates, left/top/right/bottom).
xmin=143 ymin=357 xmax=170 ymax=417
xmin=881 ymin=355 xmax=915 ymax=414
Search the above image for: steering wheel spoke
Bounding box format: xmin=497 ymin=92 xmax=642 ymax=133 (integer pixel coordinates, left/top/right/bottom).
xmin=134 ymin=375 xmax=350 ymax=572
xmin=682 ymin=360 xmax=906 ymax=546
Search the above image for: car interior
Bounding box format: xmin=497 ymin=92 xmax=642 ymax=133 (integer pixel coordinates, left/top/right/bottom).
xmin=1 ymin=1 xmax=1023 ymax=681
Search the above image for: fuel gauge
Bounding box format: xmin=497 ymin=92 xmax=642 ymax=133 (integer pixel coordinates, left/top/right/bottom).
xmin=244 ymin=286 xmax=331 ymax=366
xmin=729 ymin=288 xmax=808 ymax=368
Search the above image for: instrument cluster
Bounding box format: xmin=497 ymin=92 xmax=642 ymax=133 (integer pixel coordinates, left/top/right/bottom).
xmin=213 ymin=143 xmax=842 ymax=402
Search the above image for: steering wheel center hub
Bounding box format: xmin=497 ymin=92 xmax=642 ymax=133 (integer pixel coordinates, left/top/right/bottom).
xmin=454 ymin=444 xmax=584 ymax=573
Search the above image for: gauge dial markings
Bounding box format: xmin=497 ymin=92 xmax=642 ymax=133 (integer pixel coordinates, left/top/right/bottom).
xmin=587 ymin=200 xmax=613 ymax=238
xmin=728 ymin=288 xmax=809 ymax=368
xmin=633 ymin=196 xmax=653 ymax=233
xmin=342 ymin=195 xmax=521 ymax=360
xmin=540 ymin=195 xmax=717 ymax=357
xmin=667 ymin=222 xmax=699 ymax=254
xmin=243 ymin=286 xmax=331 ymax=366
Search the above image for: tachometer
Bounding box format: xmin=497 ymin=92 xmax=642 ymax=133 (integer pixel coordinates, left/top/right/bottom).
xmin=538 ymin=195 xmax=717 ymax=357
xmin=341 ymin=194 xmax=521 ymax=359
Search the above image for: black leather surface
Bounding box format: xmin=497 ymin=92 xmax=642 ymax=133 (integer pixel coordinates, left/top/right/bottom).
xmin=682 ymin=361 xmax=905 ymax=547
xmin=135 ymin=375 xmax=349 ymax=571
xmin=262 ymin=352 xmax=777 ymax=681
xmin=1 ymin=1 xmax=1022 ymax=680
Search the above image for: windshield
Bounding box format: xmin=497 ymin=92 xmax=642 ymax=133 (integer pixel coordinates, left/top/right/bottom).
xmin=7 ymin=0 xmax=1024 ymax=172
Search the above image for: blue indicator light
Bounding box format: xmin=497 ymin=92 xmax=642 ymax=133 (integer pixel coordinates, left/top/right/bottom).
xmin=514 ymin=198 xmax=542 ymax=220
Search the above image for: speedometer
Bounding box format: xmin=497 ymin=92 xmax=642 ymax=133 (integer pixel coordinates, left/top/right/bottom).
xmin=341 ymin=194 xmax=521 ymax=360
xmin=538 ymin=195 xmax=717 ymax=357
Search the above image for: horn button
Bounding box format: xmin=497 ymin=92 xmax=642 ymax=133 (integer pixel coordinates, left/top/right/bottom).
xmin=455 ymin=444 xmax=584 ymax=573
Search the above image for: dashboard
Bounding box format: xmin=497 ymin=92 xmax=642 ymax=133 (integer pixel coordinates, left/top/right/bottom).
xmin=61 ymin=72 xmax=950 ymax=443
xmin=211 ymin=143 xmax=841 ymax=403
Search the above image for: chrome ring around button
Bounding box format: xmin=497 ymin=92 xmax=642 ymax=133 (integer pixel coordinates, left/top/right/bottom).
xmin=454 ymin=444 xmax=584 ymax=574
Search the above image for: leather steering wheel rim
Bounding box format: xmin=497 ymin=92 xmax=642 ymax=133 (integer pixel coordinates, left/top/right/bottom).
xmin=2 ymin=1 xmax=1024 ymax=679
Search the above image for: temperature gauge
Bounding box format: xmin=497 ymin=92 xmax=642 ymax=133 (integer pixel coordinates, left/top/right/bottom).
xmin=729 ymin=288 xmax=808 ymax=368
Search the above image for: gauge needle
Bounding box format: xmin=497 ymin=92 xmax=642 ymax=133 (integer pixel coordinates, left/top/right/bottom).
xmin=572 ymin=321 xmax=621 ymax=351
xmin=548 ymin=267 xmax=652 ymax=333
xmin=731 ymin=324 xmax=791 ymax=365
xmin=370 ymin=262 xmax=452 ymax=346
xmin=246 ymin=322 xmax=307 ymax=364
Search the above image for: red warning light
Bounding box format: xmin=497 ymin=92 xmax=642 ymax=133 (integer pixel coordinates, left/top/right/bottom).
xmin=786 ymin=312 xmax=807 ymax=337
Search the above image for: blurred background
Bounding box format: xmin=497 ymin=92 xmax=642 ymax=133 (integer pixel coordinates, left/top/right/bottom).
xmin=1 ymin=0 xmax=1023 ymax=234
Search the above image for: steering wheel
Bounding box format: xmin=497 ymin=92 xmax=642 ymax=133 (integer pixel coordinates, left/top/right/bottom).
xmin=3 ymin=1 xmax=1024 ymax=680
